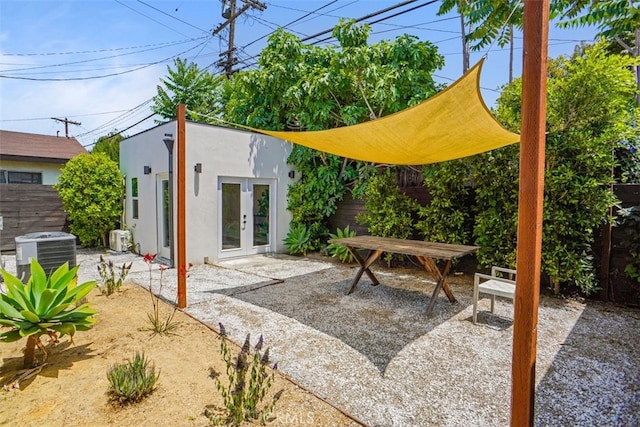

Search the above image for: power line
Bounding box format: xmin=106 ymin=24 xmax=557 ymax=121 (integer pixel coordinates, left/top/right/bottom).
xmin=0 ymin=40 xmax=209 ymax=81
xmin=242 ymin=0 xmax=341 ymax=50
xmin=235 ymin=0 xmax=441 ymax=71
xmin=82 ymin=113 xmax=157 ymax=148
xmin=114 ymin=0 xmax=194 ymax=39
xmin=0 ymin=38 xmax=203 ymax=57
xmin=135 ymin=0 xmax=209 ymax=34
xmin=76 ymin=99 xmax=155 ymax=139
xmin=1 ymin=37 xmax=207 ymax=73
xmin=301 ymin=0 xmax=423 ymax=43
xmin=308 ymin=0 xmax=440 ymax=45
xmin=0 ymin=109 xmax=131 ymax=122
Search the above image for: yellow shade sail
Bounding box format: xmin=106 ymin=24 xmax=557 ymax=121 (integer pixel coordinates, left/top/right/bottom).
xmin=251 ymin=59 xmax=519 ymax=165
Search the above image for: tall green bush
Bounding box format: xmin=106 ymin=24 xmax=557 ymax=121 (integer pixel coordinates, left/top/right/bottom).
xmin=356 ymin=168 xmax=418 ymax=247
xmin=55 ymin=152 xmax=123 ymax=247
xmin=474 ymin=42 xmax=638 ymax=294
xmin=416 ymin=159 xmax=473 ymax=244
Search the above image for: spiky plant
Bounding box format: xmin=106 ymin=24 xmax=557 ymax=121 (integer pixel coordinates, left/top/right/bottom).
xmin=326 ymin=225 xmax=357 ymax=263
xmin=0 ymin=259 xmax=97 ymax=368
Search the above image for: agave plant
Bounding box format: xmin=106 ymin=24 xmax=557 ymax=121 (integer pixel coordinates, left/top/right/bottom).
xmin=0 ymin=259 xmax=97 ymax=368
xmin=283 ymin=224 xmax=313 ymax=256
xmin=326 ymin=225 xmax=357 ymax=263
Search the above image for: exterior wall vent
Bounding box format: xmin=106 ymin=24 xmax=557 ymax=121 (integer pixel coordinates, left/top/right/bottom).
xmin=15 ymin=232 xmax=77 ymax=281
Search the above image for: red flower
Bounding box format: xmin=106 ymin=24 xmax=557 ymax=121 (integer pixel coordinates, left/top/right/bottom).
xmin=143 ymin=253 xmax=157 ymax=264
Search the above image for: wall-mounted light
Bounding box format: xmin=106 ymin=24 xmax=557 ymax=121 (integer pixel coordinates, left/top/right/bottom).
xmin=194 ymin=163 xmax=202 ymax=173
xmin=288 ymin=170 xmax=295 ymax=179
xmin=143 ymin=165 xmax=152 ymax=175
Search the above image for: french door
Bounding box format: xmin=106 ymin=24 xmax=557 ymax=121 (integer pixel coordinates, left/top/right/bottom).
xmin=218 ymin=177 xmax=273 ymax=259
xmin=156 ymin=174 xmax=171 ymax=260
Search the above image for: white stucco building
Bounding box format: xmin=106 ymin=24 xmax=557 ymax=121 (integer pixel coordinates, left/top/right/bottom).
xmin=119 ymin=120 xmax=295 ymax=266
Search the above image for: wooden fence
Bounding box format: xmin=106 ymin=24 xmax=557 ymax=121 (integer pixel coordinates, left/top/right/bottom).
xmin=0 ymin=184 xmax=69 ymax=252
xmin=597 ymin=184 xmax=640 ymax=305
xmin=328 ymin=183 xmax=640 ymax=305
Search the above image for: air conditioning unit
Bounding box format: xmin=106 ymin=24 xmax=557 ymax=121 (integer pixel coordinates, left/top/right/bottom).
xmin=15 ymin=232 xmax=77 ymax=282
xmin=109 ymin=229 xmax=131 ymax=252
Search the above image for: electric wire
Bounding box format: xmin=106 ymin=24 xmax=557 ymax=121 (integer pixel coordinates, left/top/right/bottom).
xmin=135 ymin=0 xmax=210 ymax=34
xmin=81 ymin=112 xmax=157 ymax=148
xmin=235 ymin=0 xmax=441 ymax=71
xmin=1 ymin=37 xmax=208 ymax=73
xmin=0 ymin=38 xmax=204 ymax=57
xmin=0 ymin=40 xmax=209 ymax=81
xmin=114 ymin=0 xmax=195 ymax=39
xmin=309 ymin=0 xmax=440 ymax=45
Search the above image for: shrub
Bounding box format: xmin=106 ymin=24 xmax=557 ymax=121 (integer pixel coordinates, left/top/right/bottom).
xmin=618 ymin=206 xmax=640 ymax=283
xmin=209 ymin=325 xmax=281 ymax=426
xmin=97 ymin=256 xmax=132 ymax=296
xmin=107 ymin=352 xmax=159 ymax=405
xmin=283 ymin=224 xmax=313 ymax=256
xmin=54 ymin=152 xmax=123 ymax=247
xmin=0 ymin=259 xmax=97 ymax=368
xmin=356 ymin=168 xmax=418 ymax=240
xmin=417 ymin=159 xmax=473 ymax=244
xmin=356 ymin=168 xmax=418 ymax=263
xmin=326 ymin=225 xmax=357 ymax=263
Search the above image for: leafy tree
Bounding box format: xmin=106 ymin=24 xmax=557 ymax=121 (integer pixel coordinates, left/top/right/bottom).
xmin=55 ymin=152 xmax=123 ymax=247
xmin=152 ymin=58 xmax=223 ymax=121
xmin=437 ymin=0 xmax=472 ymax=72
xmin=91 ymin=131 xmax=124 ymax=164
xmin=223 ymin=20 xmax=444 ymax=248
xmin=476 ymin=42 xmax=638 ymax=294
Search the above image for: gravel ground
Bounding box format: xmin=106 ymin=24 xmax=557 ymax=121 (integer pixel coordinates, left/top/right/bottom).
xmin=3 ymin=249 xmax=639 ymax=426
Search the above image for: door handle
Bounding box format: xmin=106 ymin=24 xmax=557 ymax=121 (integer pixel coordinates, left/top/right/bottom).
xmin=242 ymin=214 xmax=247 ymax=230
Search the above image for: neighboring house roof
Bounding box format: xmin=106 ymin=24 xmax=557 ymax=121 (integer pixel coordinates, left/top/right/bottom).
xmin=0 ymin=130 xmax=87 ymax=164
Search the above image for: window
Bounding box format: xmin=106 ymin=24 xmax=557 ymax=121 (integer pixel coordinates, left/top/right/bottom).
xmin=0 ymin=170 xmax=43 ymax=184
xmin=131 ymin=177 xmax=139 ymax=219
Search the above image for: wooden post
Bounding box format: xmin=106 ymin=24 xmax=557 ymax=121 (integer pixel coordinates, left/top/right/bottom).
xmin=177 ymin=104 xmax=187 ymax=308
xmin=511 ymin=1 xmax=549 ymax=425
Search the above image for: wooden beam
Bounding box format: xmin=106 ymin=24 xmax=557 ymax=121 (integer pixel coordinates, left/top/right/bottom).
xmin=511 ymin=1 xmax=549 ymax=425
xmin=177 ymin=104 xmax=187 ymax=308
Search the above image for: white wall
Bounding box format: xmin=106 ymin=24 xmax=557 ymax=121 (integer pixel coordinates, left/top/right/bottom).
xmin=120 ymin=121 xmax=294 ymax=265
xmin=119 ymin=122 xmax=177 ymax=258
xmin=185 ymin=122 xmax=293 ymax=264
xmin=0 ymin=159 xmax=64 ymax=185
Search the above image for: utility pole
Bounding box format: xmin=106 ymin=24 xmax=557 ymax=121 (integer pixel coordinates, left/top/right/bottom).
xmin=213 ymin=0 xmax=266 ymax=75
xmin=51 ymin=117 xmax=81 ymax=138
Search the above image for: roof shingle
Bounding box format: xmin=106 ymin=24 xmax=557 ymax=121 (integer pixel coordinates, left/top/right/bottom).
xmin=0 ymin=130 xmax=87 ymax=162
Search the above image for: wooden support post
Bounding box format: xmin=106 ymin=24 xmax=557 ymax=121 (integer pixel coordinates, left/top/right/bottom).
xmin=177 ymin=104 xmax=187 ymax=309
xmin=511 ymin=1 xmax=549 ymax=425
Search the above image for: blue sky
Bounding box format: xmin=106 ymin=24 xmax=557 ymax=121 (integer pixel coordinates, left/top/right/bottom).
xmin=0 ymin=1 xmax=598 ymax=148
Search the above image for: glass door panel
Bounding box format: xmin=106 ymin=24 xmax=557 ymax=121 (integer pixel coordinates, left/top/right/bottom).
xmin=221 ymin=182 xmax=241 ymax=250
xmin=252 ymin=184 xmax=270 ymax=247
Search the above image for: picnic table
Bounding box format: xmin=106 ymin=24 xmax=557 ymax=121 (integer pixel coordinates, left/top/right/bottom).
xmin=329 ymin=235 xmax=479 ymax=315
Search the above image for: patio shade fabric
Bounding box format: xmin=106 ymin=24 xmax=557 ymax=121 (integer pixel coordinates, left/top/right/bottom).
xmin=251 ymin=60 xmax=520 ymax=165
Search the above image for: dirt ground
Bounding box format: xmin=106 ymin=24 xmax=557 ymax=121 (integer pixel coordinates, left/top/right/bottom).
xmin=0 ymin=284 xmax=360 ymax=427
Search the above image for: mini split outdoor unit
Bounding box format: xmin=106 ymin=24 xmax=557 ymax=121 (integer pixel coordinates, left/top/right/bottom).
xmin=109 ymin=229 xmax=131 ymax=252
xmin=15 ymin=232 xmax=77 ymax=282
